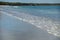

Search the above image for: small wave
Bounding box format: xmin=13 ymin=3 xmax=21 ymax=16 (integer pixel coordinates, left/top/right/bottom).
xmin=1 ymin=8 xmax=60 ymax=37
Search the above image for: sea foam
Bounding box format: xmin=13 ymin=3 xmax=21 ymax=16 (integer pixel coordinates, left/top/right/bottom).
xmin=0 ymin=7 xmax=60 ymax=37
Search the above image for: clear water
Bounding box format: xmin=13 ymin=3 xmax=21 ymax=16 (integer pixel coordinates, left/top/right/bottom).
xmin=4 ymin=6 xmax=60 ymax=20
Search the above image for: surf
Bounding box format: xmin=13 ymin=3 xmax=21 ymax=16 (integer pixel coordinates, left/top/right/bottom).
xmin=0 ymin=7 xmax=60 ymax=37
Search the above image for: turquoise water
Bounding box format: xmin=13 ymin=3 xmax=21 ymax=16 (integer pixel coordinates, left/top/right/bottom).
xmin=14 ymin=6 xmax=60 ymax=21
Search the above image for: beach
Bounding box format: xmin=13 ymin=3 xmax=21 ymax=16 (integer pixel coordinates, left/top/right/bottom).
xmin=0 ymin=6 xmax=60 ymax=40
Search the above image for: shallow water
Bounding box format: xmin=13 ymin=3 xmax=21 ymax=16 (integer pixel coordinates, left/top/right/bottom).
xmin=1 ymin=6 xmax=60 ymax=20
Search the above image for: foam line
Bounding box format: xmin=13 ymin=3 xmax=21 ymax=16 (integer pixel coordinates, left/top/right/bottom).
xmin=0 ymin=10 xmax=60 ymax=37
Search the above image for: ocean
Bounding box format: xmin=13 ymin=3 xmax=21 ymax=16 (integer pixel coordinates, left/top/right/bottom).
xmin=2 ymin=6 xmax=60 ymax=20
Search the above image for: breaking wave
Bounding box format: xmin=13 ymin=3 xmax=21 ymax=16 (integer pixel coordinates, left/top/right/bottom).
xmin=0 ymin=8 xmax=60 ymax=37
